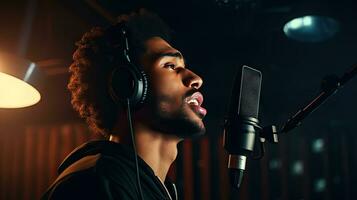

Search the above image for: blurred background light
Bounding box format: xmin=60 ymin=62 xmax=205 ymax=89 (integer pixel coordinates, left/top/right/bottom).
xmin=291 ymin=160 xmax=304 ymax=176
xmin=283 ymin=15 xmax=339 ymax=42
xmin=312 ymin=138 xmax=325 ymax=153
xmin=269 ymin=159 xmax=282 ymax=170
xmin=314 ymin=178 xmax=327 ymax=192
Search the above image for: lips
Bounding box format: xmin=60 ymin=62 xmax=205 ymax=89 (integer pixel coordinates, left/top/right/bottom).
xmin=185 ymin=91 xmax=207 ymax=117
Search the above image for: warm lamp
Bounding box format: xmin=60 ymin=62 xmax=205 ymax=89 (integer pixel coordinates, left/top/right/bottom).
xmin=0 ymin=52 xmax=42 ymax=108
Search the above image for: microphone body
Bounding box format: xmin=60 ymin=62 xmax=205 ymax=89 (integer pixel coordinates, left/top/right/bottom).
xmin=223 ymin=65 xmax=262 ymax=189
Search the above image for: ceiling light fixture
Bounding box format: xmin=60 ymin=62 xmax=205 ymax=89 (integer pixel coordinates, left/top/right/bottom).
xmin=283 ymin=15 xmax=339 ymax=42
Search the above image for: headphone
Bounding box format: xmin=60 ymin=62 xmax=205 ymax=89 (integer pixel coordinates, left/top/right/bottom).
xmin=106 ymin=24 xmax=147 ymax=199
xmin=107 ymin=24 xmax=149 ymax=108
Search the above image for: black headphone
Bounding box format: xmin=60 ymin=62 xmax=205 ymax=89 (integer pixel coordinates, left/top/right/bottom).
xmin=106 ymin=24 xmax=147 ymax=199
xmin=107 ymin=24 xmax=149 ymax=108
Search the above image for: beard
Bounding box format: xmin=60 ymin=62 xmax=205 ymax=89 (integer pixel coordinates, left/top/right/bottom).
xmin=145 ymin=91 xmax=206 ymax=138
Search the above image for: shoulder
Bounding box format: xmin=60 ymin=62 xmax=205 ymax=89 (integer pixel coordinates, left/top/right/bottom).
xmin=43 ymin=170 xmax=109 ymax=200
xmin=42 ymin=154 xmax=138 ymax=200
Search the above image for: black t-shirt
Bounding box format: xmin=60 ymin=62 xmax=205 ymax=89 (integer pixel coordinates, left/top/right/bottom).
xmin=41 ymin=140 xmax=177 ymax=200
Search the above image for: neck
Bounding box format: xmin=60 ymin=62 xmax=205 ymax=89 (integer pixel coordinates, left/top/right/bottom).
xmin=110 ymin=121 xmax=181 ymax=182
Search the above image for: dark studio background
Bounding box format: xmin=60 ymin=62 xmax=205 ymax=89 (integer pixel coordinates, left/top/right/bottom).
xmin=0 ymin=0 xmax=357 ymax=199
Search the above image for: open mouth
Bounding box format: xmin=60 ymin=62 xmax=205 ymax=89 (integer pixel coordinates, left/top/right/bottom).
xmin=185 ymin=91 xmax=207 ymax=118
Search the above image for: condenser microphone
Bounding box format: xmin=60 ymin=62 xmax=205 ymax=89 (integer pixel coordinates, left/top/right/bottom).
xmin=223 ymin=65 xmax=262 ymax=189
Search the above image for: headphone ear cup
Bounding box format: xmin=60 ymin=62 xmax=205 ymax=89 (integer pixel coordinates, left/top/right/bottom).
xmin=108 ymin=65 xmax=148 ymax=108
xmin=134 ymin=68 xmax=148 ymax=106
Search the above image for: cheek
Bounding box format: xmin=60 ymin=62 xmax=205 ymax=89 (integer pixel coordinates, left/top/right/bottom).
xmin=149 ymin=72 xmax=185 ymax=110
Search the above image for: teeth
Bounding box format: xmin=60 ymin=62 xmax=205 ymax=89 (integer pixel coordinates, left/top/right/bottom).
xmin=187 ymin=99 xmax=199 ymax=106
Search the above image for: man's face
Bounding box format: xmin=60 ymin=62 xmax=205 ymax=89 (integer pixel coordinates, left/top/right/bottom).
xmin=139 ymin=37 xmax=207 ymax=138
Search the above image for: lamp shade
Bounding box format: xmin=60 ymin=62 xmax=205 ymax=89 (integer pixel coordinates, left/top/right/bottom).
xmin=282 ymin=2 xmax=340 ymax=43
xmin=0 ymin=52 xmax=42 ymax=108
xmin=283 ymin=15 xmax=339 ymax=42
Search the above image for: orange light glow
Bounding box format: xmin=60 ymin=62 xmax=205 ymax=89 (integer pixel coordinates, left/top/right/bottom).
xmin=0 ymin=72 xmax=41 ymax=108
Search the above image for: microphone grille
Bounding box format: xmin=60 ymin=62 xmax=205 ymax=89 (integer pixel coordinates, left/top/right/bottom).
xmin=237 ymin=65 xmax=262 ymax=118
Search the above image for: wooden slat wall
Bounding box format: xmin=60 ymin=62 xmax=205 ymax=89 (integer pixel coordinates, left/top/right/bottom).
xmin=199 ymin=137 xmax=210 ymax=200
xmin=217 ymin=135 xmax=230 ymax=200
xmin=182 ymin=140 xmax=194 ymax=200
xmin=341 ymin=135 xmax=351 ymax=200
xmin=1 ymin=128 xmax=12 ymax=200
xmin=0 ymin=123 xmax=98 ymax=200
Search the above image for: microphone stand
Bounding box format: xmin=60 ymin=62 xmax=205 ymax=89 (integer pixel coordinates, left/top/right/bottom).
xmin=256 ymin=64 xmax=357 ymax=159
xmin=229 ymin=64 xmax=356 ymax=190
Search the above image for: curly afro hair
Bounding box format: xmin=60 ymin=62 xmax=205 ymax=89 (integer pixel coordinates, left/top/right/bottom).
xmin=68 ymin=11 xmax=172 ymax=136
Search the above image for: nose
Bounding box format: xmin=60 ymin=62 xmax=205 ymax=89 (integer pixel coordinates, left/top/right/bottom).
xmin=183 ymin=69 xmax=203 ymax=89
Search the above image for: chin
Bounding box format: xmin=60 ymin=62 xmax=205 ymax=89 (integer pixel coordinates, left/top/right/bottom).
xmin=150 ymin=109 xmax=206 ymax=139
xmin=162 ymin=118 xmax=205 ymax=138
xmin=147 ymin=100 xmax=206 ymax=138
xmin=170 ymin=106 xmax=206 ymax=138
xmin=187 ymin=114 xmax=206 ymax=138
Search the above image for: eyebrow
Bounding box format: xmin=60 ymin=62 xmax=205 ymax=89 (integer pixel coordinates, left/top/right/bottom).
xmin=156 ymin=51 xmax=186 ymax=64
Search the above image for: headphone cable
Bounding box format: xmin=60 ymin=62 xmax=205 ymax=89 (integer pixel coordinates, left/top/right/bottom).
xmin=126 ymin=98 xmax=145 ymax=200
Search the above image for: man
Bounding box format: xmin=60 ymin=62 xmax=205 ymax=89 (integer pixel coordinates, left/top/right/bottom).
xmin=42 ymin=10 xmax=207 ymax=200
